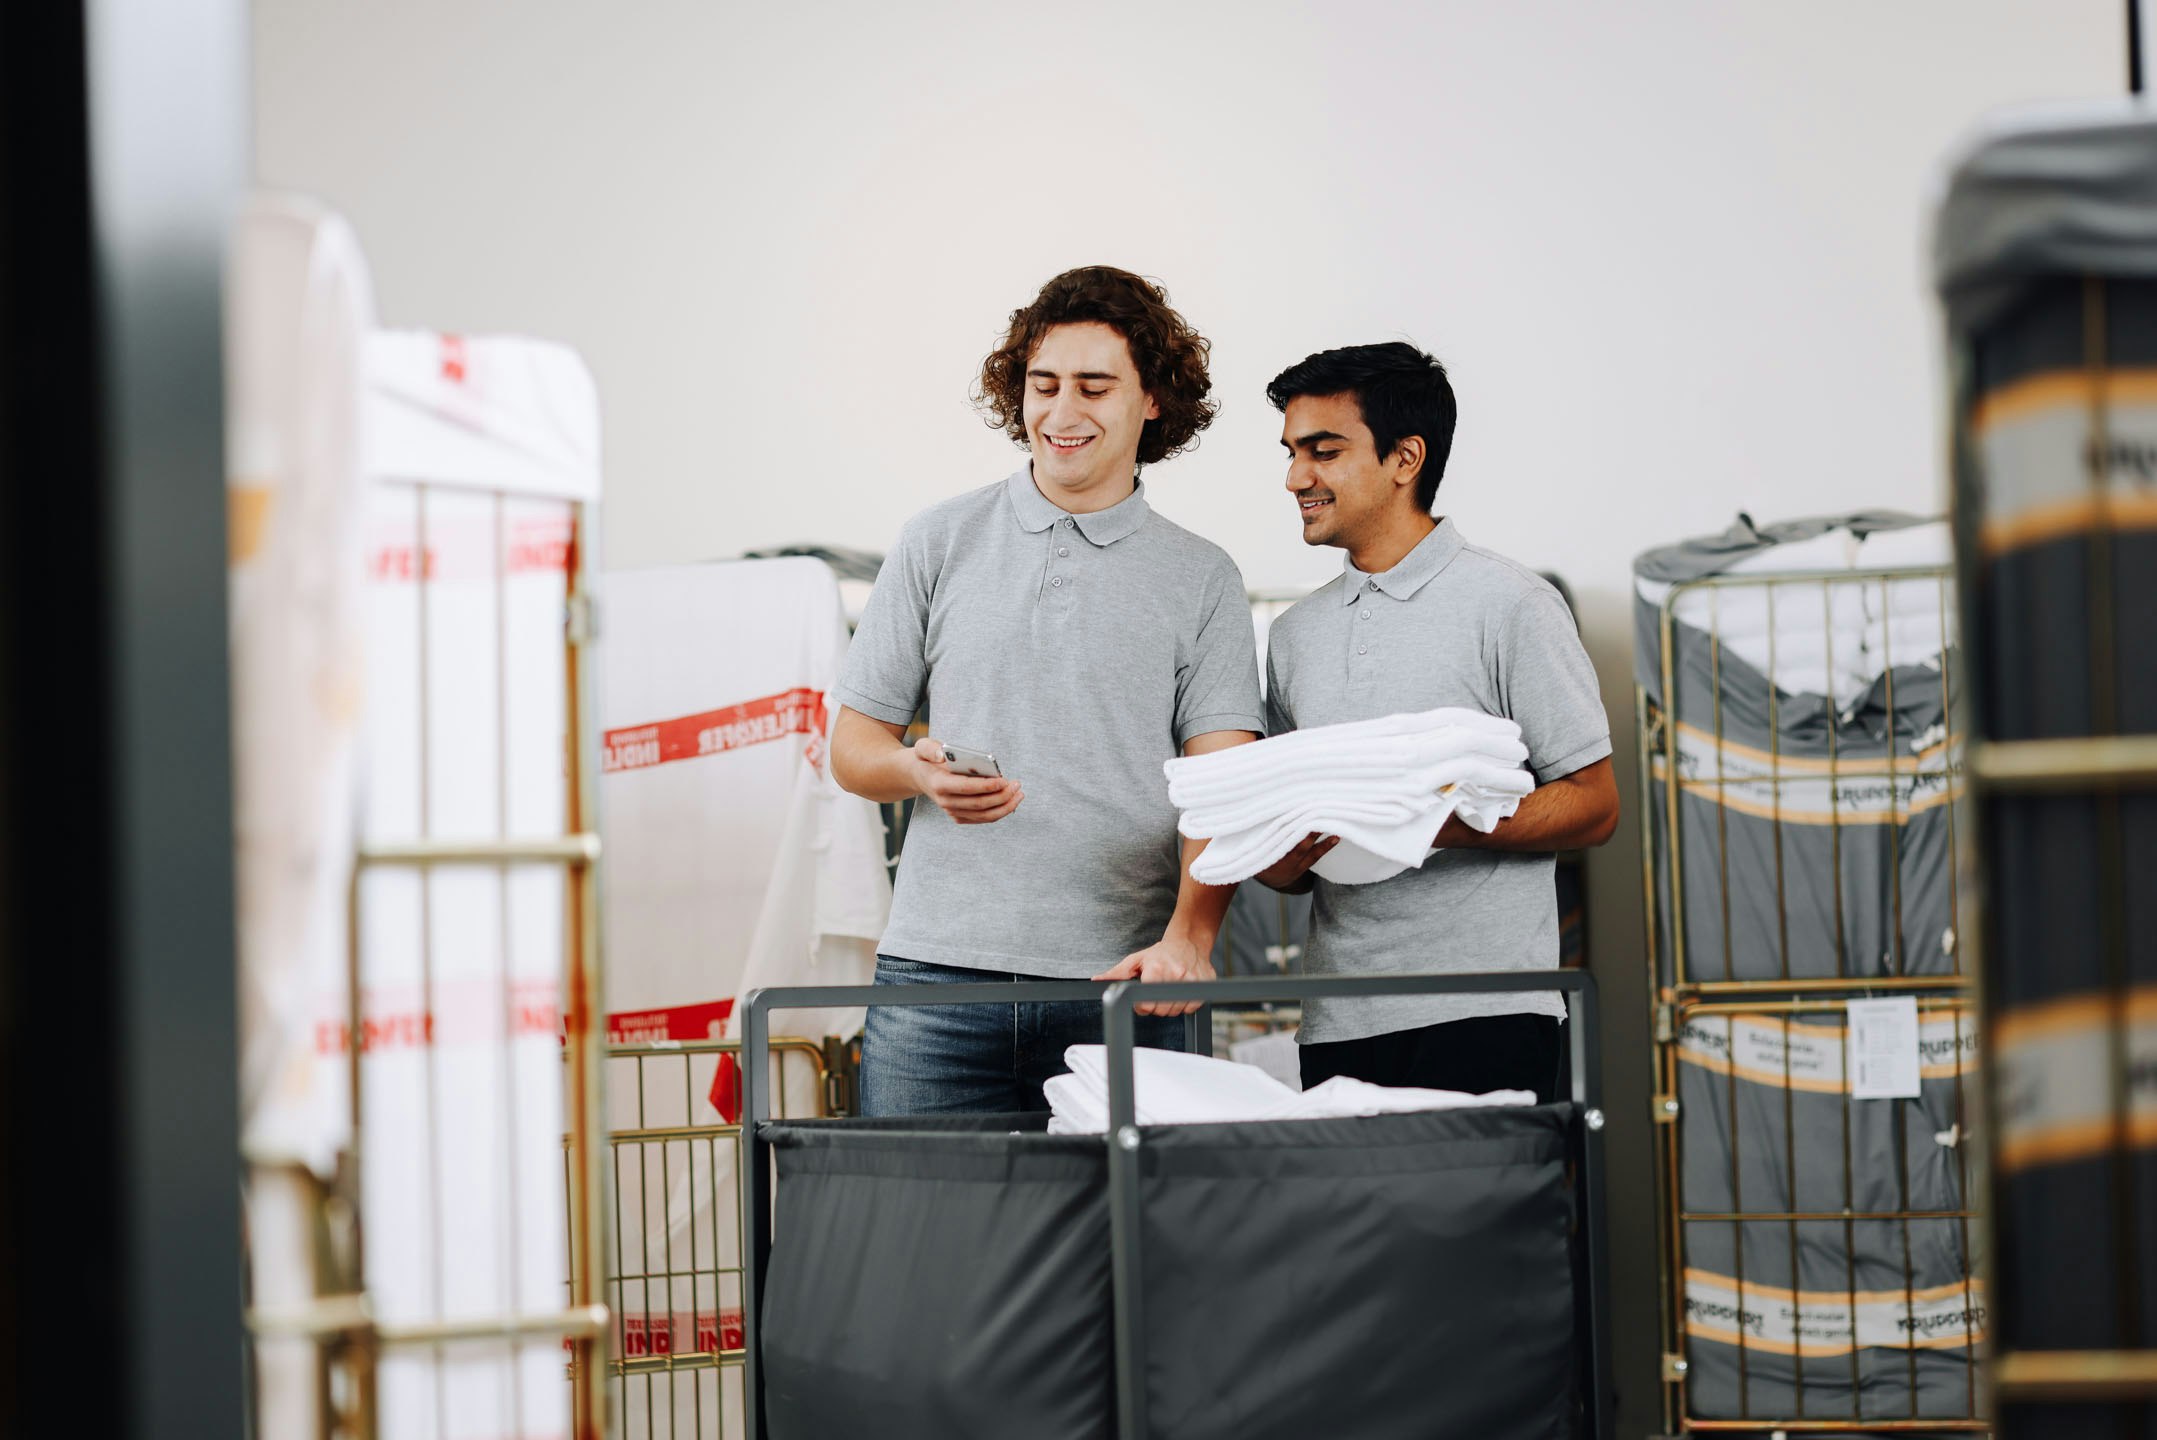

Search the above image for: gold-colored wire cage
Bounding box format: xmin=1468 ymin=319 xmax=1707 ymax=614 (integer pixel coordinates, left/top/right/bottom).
xmin=237 ymin=483 xmax=859 ymax=1440
xmin=242 ymin=488 xmax=614 ymax=1439
xmin=1637 ymin=558 xmax=1988 ymax=1437
xmin=583 ymin=1036 xmax=844 ymax=1440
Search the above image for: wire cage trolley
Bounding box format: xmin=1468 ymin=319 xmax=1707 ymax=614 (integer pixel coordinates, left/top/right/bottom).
xmin=243 ymin=341 xmax=614 ymax=1439
xmin=1634 ymin=515 xmax=1986 ymax=1437
xmin=734 ymin=970 xmax=1613 ymax=1440
xmin=574 ymin=1033 xmax=837 ymax=1440
xmin=1936 ymin=102 xmax=2157 ymax=1438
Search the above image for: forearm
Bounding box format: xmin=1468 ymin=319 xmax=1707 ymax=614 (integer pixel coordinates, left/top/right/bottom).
xmin=1168 ymin=729 xmax=1261 ymax=929
xmin=1164 ymin=835 xmax=1237 ymax=948
xmin=1439 ymin=759 xmax=1619 ymax=853
xmin=829 ymin=708 xmax=922 ymax=803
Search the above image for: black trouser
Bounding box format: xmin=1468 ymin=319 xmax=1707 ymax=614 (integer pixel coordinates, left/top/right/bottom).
xmin=1298 ymin=1012 xmax=1565 ymax=1104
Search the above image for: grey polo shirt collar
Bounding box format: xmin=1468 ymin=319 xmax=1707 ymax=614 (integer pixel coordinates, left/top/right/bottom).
xmin=1341 ymin=516 xmax=1465 ymax=604
xmin=1003 ymin=465 xmax=1151 ymax=546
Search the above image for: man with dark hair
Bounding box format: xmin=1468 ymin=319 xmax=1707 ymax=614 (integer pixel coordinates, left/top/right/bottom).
xmin=1254 ymin=341 xmax=1618 ymax=1100
xmin=830 ymin=266 xmax=1263 ymax=1115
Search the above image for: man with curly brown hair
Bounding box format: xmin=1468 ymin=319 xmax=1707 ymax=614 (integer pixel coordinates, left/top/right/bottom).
xmin=830 ymin=266 xmax=1263 ymax=1115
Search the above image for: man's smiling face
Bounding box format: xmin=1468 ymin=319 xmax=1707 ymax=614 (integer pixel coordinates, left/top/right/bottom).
xmin=1023 ymin=322 xmax=1158 ymax=507
xmin=1280 ymin=391 xmax=1409 ymax=550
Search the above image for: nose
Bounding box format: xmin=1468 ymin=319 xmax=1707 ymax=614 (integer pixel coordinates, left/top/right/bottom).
xmin=1285 ymin=459 xmax=1313 ymax=492
xmin=1047 ymin=389 xmax=1085 ymax=434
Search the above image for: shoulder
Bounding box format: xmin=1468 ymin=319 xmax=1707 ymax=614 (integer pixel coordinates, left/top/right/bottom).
xmin=1267 ymin=578 xmax=1346 ymax=650
xmin=1449 ymin=539 xmax=1567 ymax=611
xmin=890 ymin=479 xmax=1007 ymax=558
xmin=1134 ymin=510 xmax=1249 ymax=610
xmin=905 ymin=478 xmax=1006 ymax=538
xmin=1445 ymin=542 xmax=1584 ymax=662
xmin=1137 ymin=508 xmax=1239 ymax=572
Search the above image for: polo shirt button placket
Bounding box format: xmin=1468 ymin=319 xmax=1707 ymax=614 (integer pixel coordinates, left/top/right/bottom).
xmin=1046 ymin=522 xmax=1075 ymax=606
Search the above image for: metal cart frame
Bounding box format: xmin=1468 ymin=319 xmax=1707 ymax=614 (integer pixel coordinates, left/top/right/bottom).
xmin=1637 ymin=560 xmax=1985 ymax=1436
xmin=244 ymin=486 xmax=613 ymax=1440
xmin=739 ymin=969 xmax=1611 ymax=1440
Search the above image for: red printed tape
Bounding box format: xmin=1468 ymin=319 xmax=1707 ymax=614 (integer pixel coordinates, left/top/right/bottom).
xmin=603 ymin=688 xmax=826 ymax=774
xmin=619 ymin=1309 xmax=743 ymax=1357
xmin=605 ymin=998 xmax=733 ymax=1044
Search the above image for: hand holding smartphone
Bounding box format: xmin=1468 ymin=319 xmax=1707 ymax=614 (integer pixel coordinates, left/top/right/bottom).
xmin=916 ymin=738 xmax=1020 ymax=825
xmin=938 ymin=742 xmax=1002 ymax=778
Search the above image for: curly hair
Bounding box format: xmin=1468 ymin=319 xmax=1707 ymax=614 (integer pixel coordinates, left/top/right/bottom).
xmin=975 ymin=266 xmax=1216 ymax=466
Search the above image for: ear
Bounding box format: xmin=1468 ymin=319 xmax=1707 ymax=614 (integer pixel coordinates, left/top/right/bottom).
xmin=1392 ymin=435 xmax=1426 ymax=489
xmin=1143 ymin=391 xmax=1161 ymax=421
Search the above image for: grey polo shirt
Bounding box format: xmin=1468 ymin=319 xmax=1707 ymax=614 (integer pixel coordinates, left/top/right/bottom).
xmin=1263 ymin=518 xmax=1611 ymax=1043
xmin=837 ymin=466 xmax=1264 ymax=978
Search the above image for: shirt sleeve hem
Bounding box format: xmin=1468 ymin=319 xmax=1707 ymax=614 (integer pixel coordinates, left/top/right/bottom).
xmin=832 ymin=685 xmax=917 ymax=729
xmin=1175 ymin=713 xmax=1266 ymax=747
xmin=1532 ymin=735 xmax=1613 ymax=784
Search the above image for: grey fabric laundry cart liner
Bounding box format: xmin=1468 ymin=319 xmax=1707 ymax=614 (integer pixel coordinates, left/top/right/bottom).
xmin=1673 ymin=1001 xmax=1983 ymax=1424
xmin=739 ymin=970 xmax=1610 ymax=1440
xmin=1937 ymin=99 xmax=2157 ymax=1440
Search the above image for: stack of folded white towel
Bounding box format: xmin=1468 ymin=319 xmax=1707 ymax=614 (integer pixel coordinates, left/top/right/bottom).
xmin=1043 ymin=1044 xmax=1534 ymax=1135
xmin=1167 ymin=708 xmax=1535 ymax=886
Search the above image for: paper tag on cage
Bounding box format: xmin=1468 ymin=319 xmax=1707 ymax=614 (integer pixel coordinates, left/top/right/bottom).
xmin=1848 ymin=997 xmax=1922 ymax=1099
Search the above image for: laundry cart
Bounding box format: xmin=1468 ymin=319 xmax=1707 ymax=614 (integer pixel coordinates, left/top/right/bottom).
xmin=1635 ymin=515 xmax=1986 ymax=1436
xmin=737 ymin=970 xmax=1612 ymax=1440
xmin=1935 ymin=101 xmax=2157 ymax=1439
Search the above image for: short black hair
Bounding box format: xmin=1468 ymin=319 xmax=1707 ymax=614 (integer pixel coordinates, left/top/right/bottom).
xmin=1265 ymin=341 xmax=1456 ymax=511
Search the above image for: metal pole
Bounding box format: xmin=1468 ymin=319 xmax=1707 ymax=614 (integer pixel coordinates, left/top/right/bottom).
xmin=1104 ymin=984 xmax=1150 ymax=1440
xmin=563 ymin=499 xmax=612 ymax=1440
xmin=2133 ymin=0 xmax=2149 ymax=93
xmin=741 ymin=992 xmax=772 ymax=1439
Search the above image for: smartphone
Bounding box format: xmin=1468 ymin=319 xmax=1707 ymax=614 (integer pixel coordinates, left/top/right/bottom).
xmin=940 ymin=742 xmax=1003 ymax=778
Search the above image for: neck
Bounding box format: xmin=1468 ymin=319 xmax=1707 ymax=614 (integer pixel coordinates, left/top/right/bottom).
xmin=1347 ymin=511 xmax=1440 ymax=576
xmin=1031 ymin=458 xmax=1140 ymax=515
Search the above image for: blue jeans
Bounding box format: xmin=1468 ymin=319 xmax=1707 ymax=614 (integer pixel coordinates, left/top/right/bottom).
xmin=858 ymin=955 xmax=1190 ymax=1116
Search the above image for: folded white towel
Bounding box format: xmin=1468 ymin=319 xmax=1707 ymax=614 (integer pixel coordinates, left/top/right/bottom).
xmin=1169 ymin=709 xmax=1535 ymax=885
xmin=1177 ymin=755 xmax=1535 ymax=839
xmin=1168 ymin=732 xmax=1530 ymax=812
xmin=1166 ymin=707 xmax=1521 ymax=787
xmin=1192 ymin=778 xmax=1529 ymax=886
xmin=1044 ymin=1044 xmax=1535 ymax=1135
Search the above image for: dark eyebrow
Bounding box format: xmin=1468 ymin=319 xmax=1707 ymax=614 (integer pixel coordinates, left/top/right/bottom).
xmin=1027 ymin=368 xmax=1122 ymax=383
xmin=1284 ymin=429 xmax=1348 ymax=451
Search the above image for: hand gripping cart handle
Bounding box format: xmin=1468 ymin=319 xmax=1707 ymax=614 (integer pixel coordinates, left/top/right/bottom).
xmin=741 ymin=970 xmax=1611 ymax=1440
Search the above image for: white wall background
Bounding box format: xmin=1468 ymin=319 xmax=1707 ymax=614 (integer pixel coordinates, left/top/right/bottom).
xmin=254 ymin=0 xmax=2118 ymax=597
xmin=254 ymin=3 xmax=2122 ymax=1432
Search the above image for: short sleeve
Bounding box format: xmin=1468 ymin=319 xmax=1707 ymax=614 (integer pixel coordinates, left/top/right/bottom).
xmin=1174 ymin=558 xmax=1265 ymax=746
xmin=1263 ymin=640 xmax=1295 ymax=738
xmin=834 ymin=517 xmax=935 ymax=727
xmin=1496 ymin=588 xmax=1612 ymax=783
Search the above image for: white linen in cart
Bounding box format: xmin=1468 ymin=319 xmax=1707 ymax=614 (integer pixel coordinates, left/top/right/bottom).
xmin=1633 ymin=521 xmax=1954 ymax=708
xmin=1043 ymin=1044 xmax=1534 ymax=1134
xmin=1166 ymin=708 xmax=1534 ymax=885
